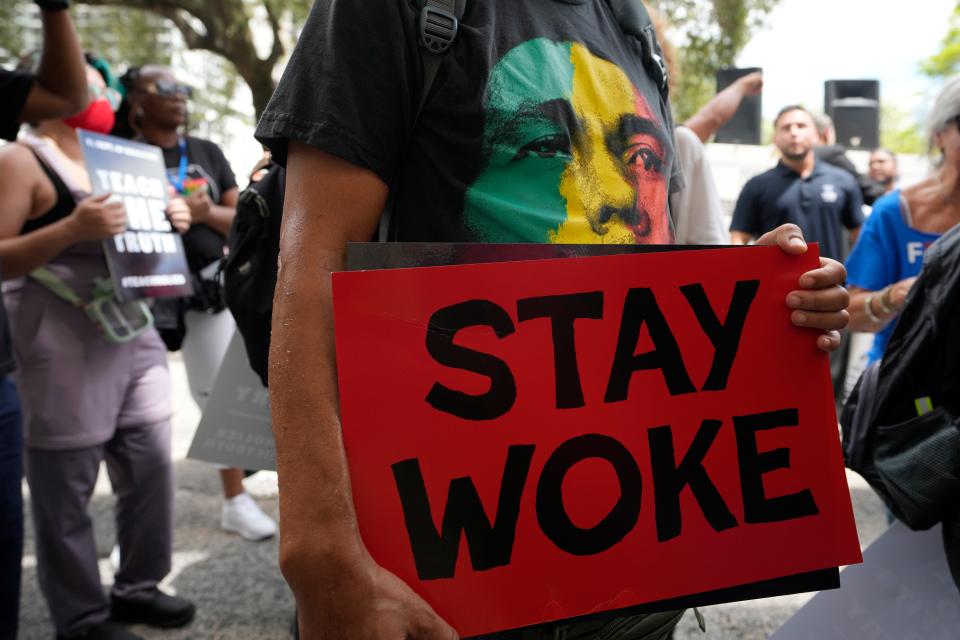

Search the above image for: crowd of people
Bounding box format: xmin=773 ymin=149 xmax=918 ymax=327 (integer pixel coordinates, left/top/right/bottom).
xmin=0 ymin=1 xmax=958 ymax=639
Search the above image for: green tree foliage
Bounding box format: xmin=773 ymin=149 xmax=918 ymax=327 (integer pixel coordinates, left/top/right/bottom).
xmin=71 ymin=0 xmax=312 ymax=119
xmin=923 ymin=4 xmax=960 ymax=79
xmin=0 ymin=4 xmax=171 ymax=69
xmin=880 ymin=104 xmax=926 ymax=155
xmin=649 ymin=0 xmax=781 ymax=121
xmin=1 ymin=0 xmax=313 ymax=150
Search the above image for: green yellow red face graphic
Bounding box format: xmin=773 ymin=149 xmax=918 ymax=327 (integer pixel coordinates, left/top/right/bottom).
xmin=464 ymin=38 xmax=672 ymax=244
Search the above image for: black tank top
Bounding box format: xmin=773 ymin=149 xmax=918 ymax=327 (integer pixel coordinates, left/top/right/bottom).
xmin=21 ymin=149 xmax=77 ymax=234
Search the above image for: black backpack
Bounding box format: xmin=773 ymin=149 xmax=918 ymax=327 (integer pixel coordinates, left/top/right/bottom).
xmin=840 ymin=223 xmax=960 ymax=590
xmin=224 ymin=0 xmax=674 ymax=386
xmin=224 ymin=161 xmax=286 ymax=386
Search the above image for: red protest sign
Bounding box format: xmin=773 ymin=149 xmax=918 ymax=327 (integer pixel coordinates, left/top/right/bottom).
xmin=332 ymin=245 xmax=861 ymax=638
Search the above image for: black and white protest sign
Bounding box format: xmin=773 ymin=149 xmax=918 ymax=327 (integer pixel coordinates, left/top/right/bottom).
xmin=187 ymin=331 xmax=275 ymax=470
xmin=79 ymin=130 xmax=193 ymax=300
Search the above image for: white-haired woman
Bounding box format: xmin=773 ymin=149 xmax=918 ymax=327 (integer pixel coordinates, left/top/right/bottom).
xmin=846 ymin=76 xmax=960 ymax=364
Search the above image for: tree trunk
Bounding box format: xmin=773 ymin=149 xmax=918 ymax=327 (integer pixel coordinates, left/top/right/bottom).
xmin=75 ymin=0 xmax=282 ymax=119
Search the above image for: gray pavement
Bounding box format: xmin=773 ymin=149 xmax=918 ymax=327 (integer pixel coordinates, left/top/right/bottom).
xmin=17 ymin=354 xmax=887 ymax=640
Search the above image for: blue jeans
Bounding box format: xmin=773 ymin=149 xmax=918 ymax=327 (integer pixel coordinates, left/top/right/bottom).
xmin=0 ymin=376 xmax=23 ymax=638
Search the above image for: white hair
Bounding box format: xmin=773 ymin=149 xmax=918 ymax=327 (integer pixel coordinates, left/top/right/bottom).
xmin=927 ymin=75 xmax=960 ymax=163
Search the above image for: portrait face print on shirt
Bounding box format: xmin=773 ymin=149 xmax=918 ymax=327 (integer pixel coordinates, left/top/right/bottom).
xmin=464 ymin=38 xmax=672 ymax=244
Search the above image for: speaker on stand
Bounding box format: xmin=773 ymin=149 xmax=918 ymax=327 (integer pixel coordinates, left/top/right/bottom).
xmin=714 ymin=67 xmax=762 ymax=145
xmin=824 ymin=79 xmax=880 ymax=149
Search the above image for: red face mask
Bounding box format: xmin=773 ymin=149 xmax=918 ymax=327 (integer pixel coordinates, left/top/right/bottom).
xmin=63 ymin=99 xmax=116 ymax=135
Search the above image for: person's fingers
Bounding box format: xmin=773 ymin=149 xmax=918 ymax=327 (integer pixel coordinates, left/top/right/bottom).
xmin=756 ymin=224 xmax=807 ymax=254
xmin=790 ymin=309 xmax=849 ymax=331
xmin=798 ymin=257 xmax=846 ymax=289
xmin=411 ymin=609 xmax=459 ymax=640
xmin=816 ymin=331 xmax=842 ymax=353
xmin=786 ymin=285 xmax=849 ymax=313
xmin=87 ymin=192 xmax=112 ymax=203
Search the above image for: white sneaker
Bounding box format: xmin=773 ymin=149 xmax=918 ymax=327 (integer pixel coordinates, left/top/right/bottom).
xmin=221 ymin=492 xmax=277 ymax=541
xmin=109 ymin=544 xmax=120 ymax=571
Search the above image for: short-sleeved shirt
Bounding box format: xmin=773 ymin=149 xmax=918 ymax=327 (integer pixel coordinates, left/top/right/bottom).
xmin=671 ymin=125 xmax=728 ymax=245
xmin=161 ymin=136 xmax=237 ymax=272
xmin=730 ymin=160 xmax=864 ymax=261
xmin=255 ymin=0 xmax=681 ymax=245
xmin=845 ymin=191 xmax=941 ymax=364
xmin=1 ymin=68 xmax=33 ymax=142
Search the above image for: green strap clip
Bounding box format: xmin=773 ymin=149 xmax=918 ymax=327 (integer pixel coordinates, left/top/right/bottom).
xmin=915 ymin=396 xmax=934 ymax=416
xmin=29 ymin=267 xmax=154 ymax=344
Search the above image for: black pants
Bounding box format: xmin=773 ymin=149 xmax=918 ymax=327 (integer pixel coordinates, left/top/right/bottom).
xmin=0 ymin=377 xmax=24 ymax=638
xmin=481 ymin=610 xmax=685 ymax=640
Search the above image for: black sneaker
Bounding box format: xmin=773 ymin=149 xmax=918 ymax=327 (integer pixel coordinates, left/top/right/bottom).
xmin=110 ymin=590 xmax=195 ymax=629
xmin=56 ymin=620 xmax=144 ymax=640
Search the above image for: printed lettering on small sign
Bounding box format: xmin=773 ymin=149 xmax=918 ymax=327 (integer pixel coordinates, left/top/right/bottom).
xmin=332 ymin=246 xmax=862 ymax=638
xmin=79 ymin=130 xmax=193 ymax=300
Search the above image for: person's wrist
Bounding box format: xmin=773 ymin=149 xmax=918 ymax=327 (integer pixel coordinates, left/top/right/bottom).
xmin=279 ymin=524 xmax=368 ymax=585
xmin=863 ymin=294 xmax=882 ymax=324
xmin=35 ymin=0 xmax=70 ymax=11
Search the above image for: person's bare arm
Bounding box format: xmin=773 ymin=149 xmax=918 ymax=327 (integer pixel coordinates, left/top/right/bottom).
xmin=730 ymin=230 xmax=753 ymax=245
xmin=683 ymin=71 xmax=763 ymax=143
xmin=0 ymin=145 xmax=125 ymax=278
xmin=185 ymin=187 xmax=238 ymax=236
xmin=272 ymin=140 xmax=458 ymax=640
xmin=19 ymin=7 xmax=88 ymax=123
xmin=847 ymin=279 xmax=915 ymax=332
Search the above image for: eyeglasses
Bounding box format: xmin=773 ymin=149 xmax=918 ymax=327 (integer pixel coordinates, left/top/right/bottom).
xmin=142 ymin=79 xmax=193 ymax=100
xmin=89 ymin=83 xmax=122 ymax=111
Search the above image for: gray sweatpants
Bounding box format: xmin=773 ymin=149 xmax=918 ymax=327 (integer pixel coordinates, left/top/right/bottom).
xmin=25 ymin=420 xmax=174 ymax=636
xmin=8 ymin=276 xmax=176 ymax=636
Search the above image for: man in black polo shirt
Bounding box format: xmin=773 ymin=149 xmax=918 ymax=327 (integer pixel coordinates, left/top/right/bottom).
xmin=730 ymin=105 xmax=864 ymax=262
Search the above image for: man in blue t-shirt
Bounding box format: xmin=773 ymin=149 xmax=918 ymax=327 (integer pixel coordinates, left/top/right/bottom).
xmin=730 ymin=105 xmax=864 ymax=262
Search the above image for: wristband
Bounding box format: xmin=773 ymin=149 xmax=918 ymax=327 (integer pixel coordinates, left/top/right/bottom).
xmin=35 ymin=0 xmax=70 ymax=11
xmin=863 ymin=295 xmax=882 ymax=324
xmin=877 ymin=286 xmax=895 ymax=314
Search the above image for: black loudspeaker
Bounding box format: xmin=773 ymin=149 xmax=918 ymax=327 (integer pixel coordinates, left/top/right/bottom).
xmin=714 ymin=67 xmax=762 ymax=145
xmin=824 ymin=79 xmax=880 ymax=149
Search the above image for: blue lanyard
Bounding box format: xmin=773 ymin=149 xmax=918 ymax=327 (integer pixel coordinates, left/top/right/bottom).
xmin=167 ymin=137 xmax=188 ymax=194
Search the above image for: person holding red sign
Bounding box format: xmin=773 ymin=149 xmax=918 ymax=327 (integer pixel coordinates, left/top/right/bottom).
xmin=254 ymin=1 xmax=851 ymax=638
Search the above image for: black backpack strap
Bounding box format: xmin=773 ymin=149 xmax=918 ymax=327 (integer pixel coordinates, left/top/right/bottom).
xmin=605 ymin=0 xmax=680 ymax=236
xmin=605 ymin=0 xmax=669 ymax=102
xmin=417 ymin=0 xmax=462 ymax=121
xmin=379 ymin=0 xmax=465 ymax=242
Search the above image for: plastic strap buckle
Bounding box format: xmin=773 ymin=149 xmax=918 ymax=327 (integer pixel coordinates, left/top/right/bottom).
xmin=419 ymin=4 xmax=458 ymax=54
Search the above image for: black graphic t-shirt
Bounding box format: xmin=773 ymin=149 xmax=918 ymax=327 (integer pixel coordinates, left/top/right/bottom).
xmin=161 ymin=136 xmax=238 ymax=272
xmin=255 ymin=0 xmax=680 ymax=245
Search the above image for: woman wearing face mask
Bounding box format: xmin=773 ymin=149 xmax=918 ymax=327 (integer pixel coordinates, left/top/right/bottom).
xmin=0 ymin=56 xmax=195 ymax=640
xmin=118 ymin=65 xmax=278 ymax=542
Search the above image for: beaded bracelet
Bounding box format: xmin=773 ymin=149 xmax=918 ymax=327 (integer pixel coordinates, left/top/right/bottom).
xmin=863 ymin=294 xmax=882 ymax=324
xmin=877 ymin=286 xmax=895 ymax=314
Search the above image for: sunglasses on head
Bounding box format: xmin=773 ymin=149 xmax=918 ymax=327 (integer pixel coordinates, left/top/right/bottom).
xmin=143 ymin=79 xmax=193 ymax=99
xmin=89 ymin=83 xmax=122 ymax=111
